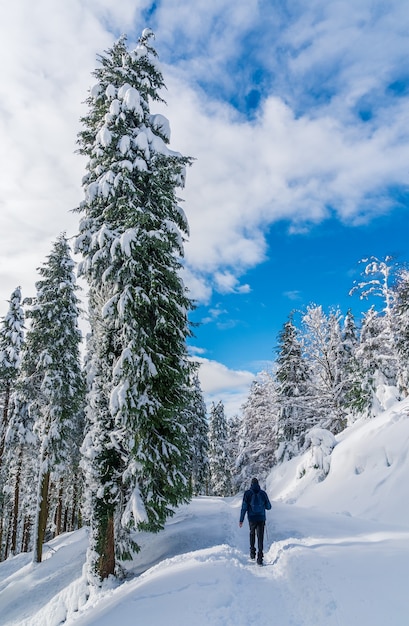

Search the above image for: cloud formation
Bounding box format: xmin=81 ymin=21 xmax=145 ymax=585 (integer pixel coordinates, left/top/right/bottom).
xmin=1 ymin=0 xmax=408 ymax=412
xmin=2 ymin=1 xmax=408 ymax=309
xmin=194 ymin=356 xmax=255 ymax=417
xmin=161 ymin=81 xmax=409 ymax=305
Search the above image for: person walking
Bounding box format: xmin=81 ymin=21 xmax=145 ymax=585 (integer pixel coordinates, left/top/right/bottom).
xmin=239 ymin=477 xmax=271 ymax=565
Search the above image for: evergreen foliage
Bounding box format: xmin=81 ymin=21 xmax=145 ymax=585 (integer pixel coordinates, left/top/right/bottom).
xmin=233 ymin=254 xmax=409 ymax=478
xmin=26 ymin=234 xmax=84 ymax=562
xmin=301 ymin=305 xmax=348 ymax=434
xmin=1 ymin=395 xmax=37 ymax=559
xmin=349 ymin=307 xmax=380 ymax=417
xmin=0 ymin=237 xmax=84 ymax=561
xmin=340 ymin=309 xmax=364 ymax=419
xmin=0 ymin=27 xmax=407 ymax=568
xmin=184 ymin=373 xmax=209 ymax=496
xmin=275 ymin=315 xmax=314 ymax=461
xmin=74 ymin=31 xmax=194 ymax=581
xmin=0 ymin=287 xmax=25 ymax=559
xmin=208 ymin=401 xmax=232 ymax=496
xmin=393 ymin=268 xmax=409 ymax=395
xmin=227 ymin=415 xmax=241 ymax=491
xmin=0 ymin=287 xmax=25 ymax=462
xmin=350 ymin=257 xmax=401 ymax=414
xmin=235 ymin=372 xmax=276 ymax=490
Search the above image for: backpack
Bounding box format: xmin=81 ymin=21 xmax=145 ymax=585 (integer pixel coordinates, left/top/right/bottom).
xmin=250 ymin=491 xmax=264 ymax=516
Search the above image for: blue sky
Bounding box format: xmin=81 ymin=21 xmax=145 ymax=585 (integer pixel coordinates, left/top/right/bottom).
xmin=190 ymin=208 xmax=409 ymax=370
xmin=0 ymin=0 xmax=408 ymax=416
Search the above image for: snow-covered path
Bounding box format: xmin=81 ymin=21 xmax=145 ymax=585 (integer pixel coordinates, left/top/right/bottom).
xmin=3 ymin=398 xmax=409 ymax=625
xmin=2 ymin=495 xmax=407 ymax=626
xmin=68 ymin=498 xmax=409 ymax=625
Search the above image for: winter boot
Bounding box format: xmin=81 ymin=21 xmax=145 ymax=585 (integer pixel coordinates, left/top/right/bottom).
xmin=250 ymin=548 xmax=256 ymax=560
xmin=257 ymin=551 xmax=263 ymax=566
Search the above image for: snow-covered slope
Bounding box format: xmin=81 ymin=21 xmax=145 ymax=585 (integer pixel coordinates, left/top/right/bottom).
xmin=1 ymin=399 xmax=409 ymax=626
xmin=268 ymin=397 xmax=409 ymax=525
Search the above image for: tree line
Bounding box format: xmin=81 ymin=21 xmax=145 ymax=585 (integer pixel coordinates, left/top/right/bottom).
xmin=206 ymin=256 xmax=409 ymax=493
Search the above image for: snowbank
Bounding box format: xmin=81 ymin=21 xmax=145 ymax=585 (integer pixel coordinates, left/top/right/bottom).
xmin=2 ymin=400 xmax=409 ymax=625
xmin=268 ymin=397 xmax=409 ymax=525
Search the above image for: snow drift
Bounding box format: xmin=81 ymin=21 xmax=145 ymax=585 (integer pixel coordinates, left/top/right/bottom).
xmin=1 ymin=398 xmax=409 ymax=625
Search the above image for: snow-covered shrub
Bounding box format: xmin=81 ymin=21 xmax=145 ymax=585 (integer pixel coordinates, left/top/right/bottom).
xmin=297 ymin=428 xmax=337 ymax=480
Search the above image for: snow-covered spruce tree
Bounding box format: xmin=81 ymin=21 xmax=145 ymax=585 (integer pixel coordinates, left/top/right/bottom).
xmin=0 ymin=287 xmax=25 ymax=462
xmin=0 ymin=287 xmax=25 ymax=559
xmin=1 ymin=395 xmax=37 ymax=558
xmin=342 ymin=309 xmax=359 ymax=361
xmin=353 ymin=306 xmax=392 ymax=417
xmin=227 ymin=414 xmax=241 ymax=492
xmin=327 ymin=309 xmax=351 ymax=428
xmin=350 ymin=256 xmax=401 ymax=411
xmin=74 ymin=32 xmax=194 ymax=581
xmin=301 ymin=305 xmax=348 ymax=434
xmin=235 ymin=372 xmax=276 ymax=490
xmin=208 ymin=401 xmax=232 ymax=496
xmin=26 ymin=234 xmax=85 ymax=563
xmin=184 ymin=372 xmax=209 ymax=496
xmin=393 ymin=267 xmax=409 ymax=396
xmin=340 ymin=309 xmax=365 ymax=421
xmin=275 ymin=314 xmax=315 ymax=462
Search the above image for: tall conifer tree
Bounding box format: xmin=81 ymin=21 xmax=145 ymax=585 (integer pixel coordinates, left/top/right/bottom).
xmin=0 ymin=287 xmax=24 ymax=465
xmin=26 ymin=234 xmax=84 ymax=562
xmin=393 ymin=268 xmax=409 ymax=396
xmin=1 ymin=395 xmax=36 ymax=559
xmin=0 ymin=287 xmax=25 ymax=559
xmin=235 ymin=372 xmax=276 ymax=489
xmin=208 ymin=401 xmax=232 ymax=496
xmin=301 ymin=305 xmax=348 ymax=434
xmin=75 ymin=32 xmax=194 ymax=581
xmin=350 ymin=257 xmax=401 ymax=412
xmin=185 ymin=373 xmax=209 ymax=496
xmin=275 ymin=315 xmax=313 ymax=461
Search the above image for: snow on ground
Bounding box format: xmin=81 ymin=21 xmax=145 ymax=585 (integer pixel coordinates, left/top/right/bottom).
xmin=268 ymin=397 xmax=409 ymax=525
xmin=1 ymin=398 xmax=409 ymax=625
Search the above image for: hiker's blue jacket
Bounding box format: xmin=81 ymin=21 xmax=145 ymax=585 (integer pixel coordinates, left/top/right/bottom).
xmin=240 ymin=483 xmax=272 ymax=523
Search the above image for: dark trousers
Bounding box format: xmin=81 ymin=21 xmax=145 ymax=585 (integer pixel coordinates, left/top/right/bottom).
xmin=249 ymin=520 xmax=265 ymax=556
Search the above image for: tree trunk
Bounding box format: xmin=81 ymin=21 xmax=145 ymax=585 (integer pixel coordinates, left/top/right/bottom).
xmin=0 ymin=513 xmax=3 ymax=561
xmin=63 ymin=506 xmax=68 ymax=533
xmin=70 ymin=477 xmax=82 ymax=530
xmin=3 ymin=517 xmax=11 ymax=560
xmin=0 ymin=381 xmax=11 ymax=466
xmin=95 ymin=510 xmax=115 ymax=580
xmin=54 ymin=479 xmax=64 ymax=537
xmin=21 ymin=516 xmax=31 ymax=553
xmin=10 ymin=456 xmax=22 ymax=554
xmin=33 ymin=470 xmax=50 ymax=563
xmin=1 ymin=383 xmax=12 ymax=561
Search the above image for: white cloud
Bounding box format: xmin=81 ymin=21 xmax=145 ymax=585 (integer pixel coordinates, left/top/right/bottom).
xmin=283 ymin=0 xmax=409 ymax=104
xmin=200 ymin=306 xmax=227 ymax=324
xmin=159 ymin=78 xmax=409 ymax=302
xmin=195 ymin=357 xmax=254 ymax=394
xmin=1 ymin=0 xmax=409 ymax=318
xmin=205 ymin=388 xmax=250 ymax=421
xmin=180 ymin=267 xmax=212 ymax=305
xmin=0 ymin=1 xmax=155 ymax=312
xmin=193 ymin=356 xmax=275 ymax=419
xmin=284 ymin=290 xmax=302 ymax=301
xmin=194 ymin=356 xmax=255 ymax=418
xmin=214 ymin=271 xmax=251 ymax=295
xmin=188 ymin=346 xmax=207 ymax=356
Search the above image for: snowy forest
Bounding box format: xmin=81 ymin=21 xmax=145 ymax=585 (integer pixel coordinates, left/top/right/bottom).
xmin=1 ymin=30 xmax=409 ymax=591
